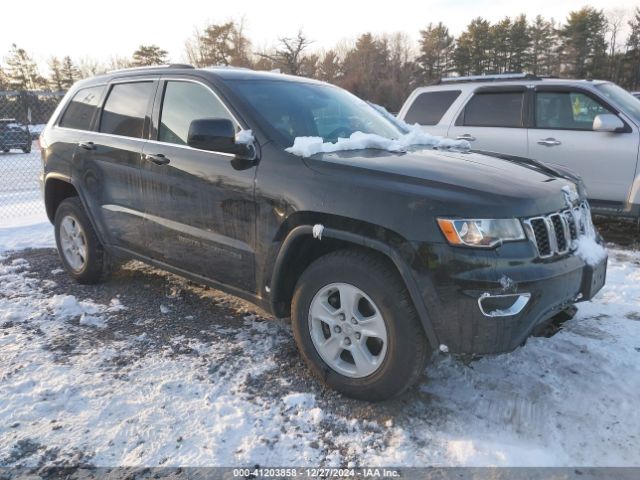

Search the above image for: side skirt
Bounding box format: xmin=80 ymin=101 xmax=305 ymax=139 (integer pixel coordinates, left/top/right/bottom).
xmin=108 ymin=245 xmax=272 ymax=315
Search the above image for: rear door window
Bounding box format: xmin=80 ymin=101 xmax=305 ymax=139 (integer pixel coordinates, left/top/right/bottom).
xmin=535 ymin=91 xmax=612 ymax=130
xmin=461 ymin=91 xmax=524 ymax=128
xmin=59 ymin=86 xmax=104 ymax=130
xmin=100 ymin=82 xmax=155 ymax=138
xmin=404 ymin=90 xmax=461 ymax=125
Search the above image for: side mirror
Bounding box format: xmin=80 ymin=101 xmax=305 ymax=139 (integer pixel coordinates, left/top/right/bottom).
xmin=593 ymin=113 xmax=624 ymax=132
xmin=187 ymin=118 xmax=256 ymax=160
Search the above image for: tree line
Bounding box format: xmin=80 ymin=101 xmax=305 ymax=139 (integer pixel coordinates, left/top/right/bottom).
xmin=1 ymin=6 xmax=640 ymax=112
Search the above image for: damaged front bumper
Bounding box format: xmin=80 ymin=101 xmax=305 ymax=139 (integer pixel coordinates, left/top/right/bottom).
xmin=412 ymin=239 xmax=607 ymax=355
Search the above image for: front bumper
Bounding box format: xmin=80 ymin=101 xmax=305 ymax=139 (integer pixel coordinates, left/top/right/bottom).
xmin=412 ymin=239 xmax=607 ymax=355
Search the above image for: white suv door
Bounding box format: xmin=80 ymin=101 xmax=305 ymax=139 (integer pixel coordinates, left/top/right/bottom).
xmin=447 ymin=87 xmax=529 ymax=157
xmin=527 ymin=87 xmax=638 ymax=205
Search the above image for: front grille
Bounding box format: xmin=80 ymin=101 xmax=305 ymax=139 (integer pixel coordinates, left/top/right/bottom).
xmin=550 ymin=214 xmax=568 ymax=252
xmin=524 ymin=202 xmax=591 ymax=258
xmin=530 ymin=218 xmax=551 ymax=256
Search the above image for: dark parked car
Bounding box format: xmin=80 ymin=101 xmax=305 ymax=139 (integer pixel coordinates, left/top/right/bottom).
xmin=0 ymin=118 xmax=32 ymax=153
xmin=39 ymin=66 xmax=607 ymax=400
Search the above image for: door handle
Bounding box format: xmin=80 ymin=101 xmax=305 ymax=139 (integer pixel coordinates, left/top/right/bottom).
xmin=537 ymin=138 xmax=562 ymax=147
xmin=78 ymin=141 xmax=95 ymax=151
xmin=145 ymin=153 xmax=170 ymax=165
xmin=456 ymin=134 xmax=476 ymax=141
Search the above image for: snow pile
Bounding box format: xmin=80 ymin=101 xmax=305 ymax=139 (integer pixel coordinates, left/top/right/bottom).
xmin=569 ymin=204 xmax=607 ymax=266
xmin=575 ymin=235 xmax=607 ymax=266
xmin=235 ymin=129 xmax=255 ymax=144
xmin=45 ymin=294 xmax=125 ymax=328
xmin=312 ymin=223 xmax=324 ymax=240
xmin=0 ymin=222 xmax=54 ymax=253
xmin=286 ymin=124 xmax=470 ymax=158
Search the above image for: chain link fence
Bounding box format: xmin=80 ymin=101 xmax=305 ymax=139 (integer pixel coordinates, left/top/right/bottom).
xmin=0 ymin=91 xmax=64 ymax=222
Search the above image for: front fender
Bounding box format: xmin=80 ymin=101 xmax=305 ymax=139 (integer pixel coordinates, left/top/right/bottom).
xmin=269 ymin=224 xmax=440 ymax=350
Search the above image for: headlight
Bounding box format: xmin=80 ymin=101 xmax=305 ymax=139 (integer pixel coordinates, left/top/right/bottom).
xmin=437 ymin=218 xmax=525 ymax=248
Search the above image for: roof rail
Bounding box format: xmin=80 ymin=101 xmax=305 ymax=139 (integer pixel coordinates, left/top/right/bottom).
xmin=437 ymin=73 xmax=541 ymax=84
xmin=204 ymin=65 xmax=253 ymax=71
xmin=107 ymin=64 xmax=195 ymax=74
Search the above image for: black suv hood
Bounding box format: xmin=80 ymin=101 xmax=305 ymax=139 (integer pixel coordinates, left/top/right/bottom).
xmin=304 ymin=147 xmax=577 ymax=216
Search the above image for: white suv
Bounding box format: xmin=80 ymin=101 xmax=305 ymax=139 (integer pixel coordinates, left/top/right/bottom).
xmin=398 ymin=74 xmax=640 ymax=219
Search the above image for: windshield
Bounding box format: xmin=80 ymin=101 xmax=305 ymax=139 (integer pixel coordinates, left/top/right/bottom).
xmin=595 ymin=83 xmax=640 ymax=124
xmin=223 ymin=79 xmax=403 ymax=147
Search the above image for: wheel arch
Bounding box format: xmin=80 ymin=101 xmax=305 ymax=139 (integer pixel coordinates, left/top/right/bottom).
xmin=268 ymin=223 xmax=440 ymax=349
xmin=44 ymin=174 xmax=79 ymax=223
xmin=43 ymin=174 xmax=108 ymax=247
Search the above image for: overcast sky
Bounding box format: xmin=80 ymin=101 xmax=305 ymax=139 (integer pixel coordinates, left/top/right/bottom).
xmin=1 ymin=0 xmax=637 ymax=68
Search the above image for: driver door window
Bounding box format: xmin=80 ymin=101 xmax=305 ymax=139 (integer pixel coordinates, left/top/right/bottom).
xmin=535 ymin=91 xmax=612 ymax=131
xmin=158 ymin=81 xmax=235 ymax=145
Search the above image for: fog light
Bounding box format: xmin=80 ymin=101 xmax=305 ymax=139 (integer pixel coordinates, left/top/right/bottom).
xmin=478 ymin=292 xmax=531 ymax=317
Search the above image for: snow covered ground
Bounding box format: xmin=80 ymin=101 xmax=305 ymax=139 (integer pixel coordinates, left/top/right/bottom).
xmin=0 ymin=220 xmax=639 ymax=468
xmin=0 ymin=144 xmax=44 ymax=222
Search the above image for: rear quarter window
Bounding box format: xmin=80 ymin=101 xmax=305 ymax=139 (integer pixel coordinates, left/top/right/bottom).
xmin=404 ymin=90 xmax=461 ymax=125
xmin=58 ymin=86 xmax=105 ymax=130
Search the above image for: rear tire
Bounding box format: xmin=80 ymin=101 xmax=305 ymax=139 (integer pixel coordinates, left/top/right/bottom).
xmin=54 ymin=197 xmax=111 ymax=284
xmin=291 ymin=249 xmax=430 ymax=401
xmin=22 ymin=144 xmax=31 ymax=153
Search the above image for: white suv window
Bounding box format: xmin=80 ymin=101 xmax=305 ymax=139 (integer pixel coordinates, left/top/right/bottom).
xmin=404 ymin=90 xmax=461 ymax=125
xmin=535 ymin=91 xmax=612 ymax=131
xmin=461 ymin=91 xmax=524 ymax=128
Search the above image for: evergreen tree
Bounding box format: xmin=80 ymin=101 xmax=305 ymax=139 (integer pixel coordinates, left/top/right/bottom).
xmin=625 ymin=8 xmax=640 ymax=89
xmin=48 ymin=57 xmax=64 ymax=91
xmin=490 ymin=18 xmax=512 ymax=73
xmin=0 ymin=65 xmax=8 ymax=90
xmin=454 ymin=18 xmax=493 ymax=76
xmin=316 ymin=50 xmax=342 ymax=82
xmin=529 ymin=15 xmax=557 ymax=75
xmin=131 ymin=45 xmax=169 ymax=66
xmin=559 ymin=7 xmax=608 ymax=78
xmin=417 ymin=22 xmax=454 ymax=82
xmin=186 ymin=21 xmax=252 ymax=67
xmin=60 ymin=56 xmax=79 ymax=88
xmin=340 ymin=33 xmax=391 ymax=105
xmin=509 ymin=14 xmax=531 ymax=72
xmin=4 ymin=44 xmax=46 ymax=91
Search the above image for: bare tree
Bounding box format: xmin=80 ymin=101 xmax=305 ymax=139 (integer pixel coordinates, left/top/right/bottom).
xmin=606 ymin=9 xmax=627 ymax=81
xmin=77 ymin=57 xmax=106 ymax=78
xmin=257 ymin=30 xmax=313 ymax=75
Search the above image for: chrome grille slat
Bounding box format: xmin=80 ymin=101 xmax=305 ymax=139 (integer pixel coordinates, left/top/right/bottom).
xmin=524 ymin=201 xmax=590 ymax=259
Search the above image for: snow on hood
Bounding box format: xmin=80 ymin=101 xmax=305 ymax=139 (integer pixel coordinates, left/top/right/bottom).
xmin=286 ymin=125 xmax=470 ymax=157
xmin=285 ymin=105 xmax=471 ymax=158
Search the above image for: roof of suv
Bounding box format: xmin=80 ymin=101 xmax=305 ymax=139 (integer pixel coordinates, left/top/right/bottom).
xmin=413 ymin=77 xmax=610 ymax=93
xmin=76 ymin=65 xmax=323 ymax=88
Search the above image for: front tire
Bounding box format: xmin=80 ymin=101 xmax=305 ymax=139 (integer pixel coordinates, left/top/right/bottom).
xmin=291 ymin=249 xmax=430 ymax=401
xmin=54 ymin=197 xmax=110 ymax=284
xmin=22 ymin=144 xmax=31 ymax=153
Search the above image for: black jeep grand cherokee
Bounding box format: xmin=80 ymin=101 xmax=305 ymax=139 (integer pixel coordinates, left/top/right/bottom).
xmin=40 ymin=65 xmax=607 ymax=400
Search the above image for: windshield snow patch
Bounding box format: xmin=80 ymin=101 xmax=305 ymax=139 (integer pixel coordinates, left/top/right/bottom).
xmin=285 ymin=124 xmax=470 ymax=158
